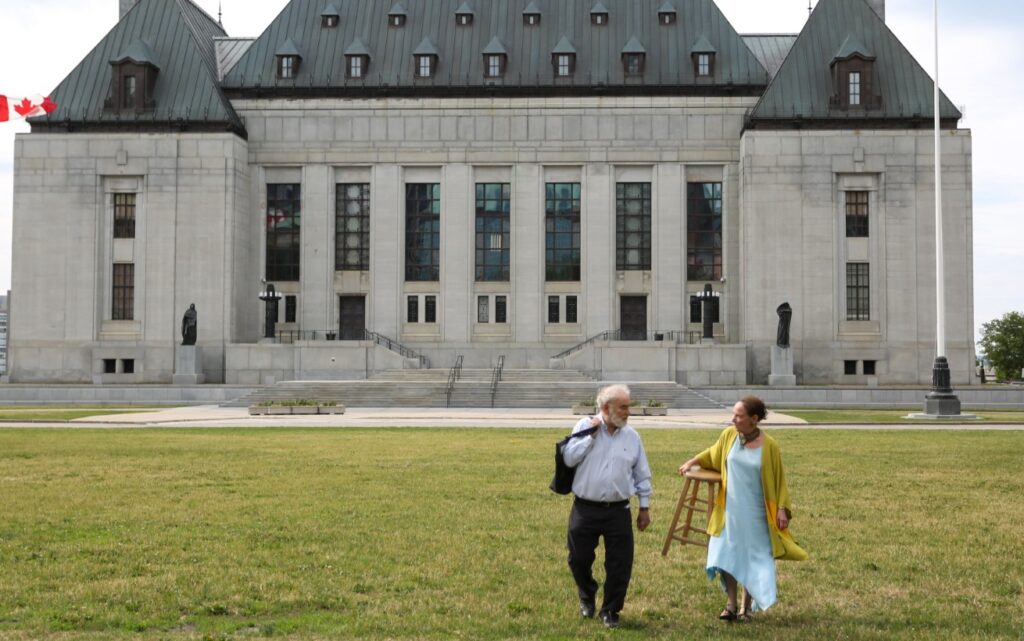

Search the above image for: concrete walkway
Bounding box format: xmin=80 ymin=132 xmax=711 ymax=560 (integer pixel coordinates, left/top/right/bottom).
xmin=0 ymin=405 xmax=1020 ymax=429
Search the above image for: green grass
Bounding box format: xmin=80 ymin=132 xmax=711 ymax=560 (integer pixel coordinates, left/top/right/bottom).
xmin=0 ymin=407 xmax=160 ymax=421
xmin=780 ymin=409 xmax=1024 ymax=424
xmin=0 ymin=428 xmax=1022 ymax=640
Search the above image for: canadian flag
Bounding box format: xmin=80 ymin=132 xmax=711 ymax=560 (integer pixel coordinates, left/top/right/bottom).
xmin=0 ymin=94 xmax=58 ymax=122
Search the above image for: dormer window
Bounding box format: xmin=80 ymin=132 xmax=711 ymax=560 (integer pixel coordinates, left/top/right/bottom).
xmin=658 ymin=1 xmax=677 ymax=24
xmin=456 ymin=2 xmax=474 ymax=25
xmin=483 ymin=37 xmax=508 ymax=79
xmin=345 ymin=39 xmax=371 ymax=80
xmin=106 ymin=39 xmax=159 ymax=113
xmin=275 ymin=38 xmax=303 ymax=80
xmin=347 ymin=55 xmax=368 ymax=78
xmin=278 ymin=55 xmax=299 ymax=78
xmin=830 ymin=35 xmax=880 ymax=110
xmin=591 ymin=2 xmax=608 ymax=25
xmin=416 ymin=55 xmax=435 ymax=77
xmin=623 ymin=53 xmax=644 ymax=75
xmin=486 ymin=54 xmax=505 ymax=77
xmin=322 ymin=15 xmax=339 ymax=28
xmin=554 ymin=54 xmax=574 ymax=77
xmin=523 ymin=2 xmax=541 ymax=26
xmin=413 ymin=37 xmax=439 ymax=79
xmin=388 ymin=3 xmax=407 ymax=27
xmin=690 ymin=36 xmax=716 ymax=78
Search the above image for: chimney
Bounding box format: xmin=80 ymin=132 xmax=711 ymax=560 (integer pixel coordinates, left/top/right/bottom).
xmin=120 ymin=0 xmax=136 ymax=19
xmin=866 ymin=0 xmax=885 ymax=22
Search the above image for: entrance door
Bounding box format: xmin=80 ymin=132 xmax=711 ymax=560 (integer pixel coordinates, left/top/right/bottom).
xmin=338 ymin=295 xmax=366 ymax=340
xmin=619 ymin=296 xmax=647 ymax=341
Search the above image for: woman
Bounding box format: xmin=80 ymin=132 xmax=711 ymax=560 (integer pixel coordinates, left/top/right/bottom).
xmin=678 ymin=395 xmax=807 ymax=621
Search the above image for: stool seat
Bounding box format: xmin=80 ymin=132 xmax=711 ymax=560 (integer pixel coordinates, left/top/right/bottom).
xmin=661 ymin=468 xmax=722 ymax=555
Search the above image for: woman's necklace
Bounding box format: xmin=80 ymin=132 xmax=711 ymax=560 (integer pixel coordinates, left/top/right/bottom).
xmin=738 ymin=427 xmax=761 ymax=446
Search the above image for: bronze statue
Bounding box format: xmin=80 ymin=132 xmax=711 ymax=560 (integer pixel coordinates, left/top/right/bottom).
xmin=181 ymin=303 xmax=197 ymax=346
xmin=776 ymin=302 xmax=792 ymax=348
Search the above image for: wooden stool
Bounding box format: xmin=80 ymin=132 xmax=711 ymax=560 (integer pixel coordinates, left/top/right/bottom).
xmin=661 ymin=468 xmax=722 ymax=555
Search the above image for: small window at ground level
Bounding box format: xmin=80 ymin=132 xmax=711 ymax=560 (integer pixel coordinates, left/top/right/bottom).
xmin=844 ymin=360 xmax=858 ymax=375
xmin=122 ymin=359 xmax=135 ymax=374
xmin=863 ymin=360 xmax=876 ymax=375
xmin=103 ymin=359 xmax=116 ymax=374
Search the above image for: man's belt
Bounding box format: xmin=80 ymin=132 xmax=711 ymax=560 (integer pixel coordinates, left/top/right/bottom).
xmin=574 ymin=497 xmax=630 ymax=508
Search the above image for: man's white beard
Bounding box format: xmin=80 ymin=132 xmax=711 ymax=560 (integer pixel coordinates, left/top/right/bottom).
xmin=608 ymin=411 xmax=628 ymax=428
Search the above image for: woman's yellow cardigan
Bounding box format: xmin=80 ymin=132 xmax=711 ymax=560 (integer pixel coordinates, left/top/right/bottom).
xmin=695 ymin=427 xmax=808 ymax=561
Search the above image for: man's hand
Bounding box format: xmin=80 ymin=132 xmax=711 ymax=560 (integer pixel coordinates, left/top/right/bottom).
xmin=637 ymin=508 xmax=651 ymax=531
xmin=589 ymin=415 xmax=601 ymax=437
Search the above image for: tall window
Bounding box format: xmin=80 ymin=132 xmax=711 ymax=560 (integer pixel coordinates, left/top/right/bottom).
xmin=417 ymin=55 xmax=435 ymax=78
xmin=112 ymin=263 xmax=134 ymax=320
xmin=349 ymin=56 xmax=364 ymax=78
xmin=475 ymin=183 xmax=510 ymax=281
xmin=122 ymin=75 xmax=137 ymax=109
xmin=687 ymin=182 xmax=722 ymax=281
xmin=690 ymin=295 xmax=720 ymax=323
xmin=556 ymin=54 xmax=573 ymax=77
xmin=266 ymin=183 xmax=301 ymax=281
xmin=285 ymin=295 xmax=297 ymax=323
xmin=697 ymin=54 xmax=711 ymax=76
xmin=849 ymin=71 xmax=861 ymax=106
xmin=113 ymin=193 xmax=136 ymax=239
xmin=425 ymin=296 xmax=437 ymax=323
xmin=478 ymin=296 xmax=489 ymax=323
xmin=548 ymin=296 xmax=560 ymax=323
xmin=336 ymin=183 xmax=370 ymax=270
xmin=616 ymin=183 xmax=651 ymax=270
xmin=486 ymin=55 xmax=503 ymax=78
xmin=407 ymin=296 xmax=419 ymax=322
xmin=566 ymin=295 xmax=578 ymax=323
xmin=545 ymin=182 xmax=581 ymax=281
xmin=845 ymin=190 xmax=869 ymax=237
xmin=405 ymin=183 xmax=440 ymax=281
xmin=495 ymin=296 xmax=507 ymax=323
xmin=278 ymin=56 xmax=297 ymax=79
xmin=846 ymin=263 xmax=870 ymax=320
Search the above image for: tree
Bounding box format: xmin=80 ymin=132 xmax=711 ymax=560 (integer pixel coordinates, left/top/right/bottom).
xmin=978 ymin=312 xmax=1024 ymax=381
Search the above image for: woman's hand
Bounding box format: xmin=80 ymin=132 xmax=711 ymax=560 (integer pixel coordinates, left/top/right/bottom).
xmin=678 ymin=459 xmax=698 ymax=475
xmin=776 ymin=507 xmax=789 ymax=530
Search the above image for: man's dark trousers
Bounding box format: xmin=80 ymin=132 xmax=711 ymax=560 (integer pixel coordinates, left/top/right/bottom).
xmin=567 ymin=500 xmax=634 ymax=615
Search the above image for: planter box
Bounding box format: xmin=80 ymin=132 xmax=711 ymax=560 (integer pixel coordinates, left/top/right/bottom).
xmin=318 ymin=405 xmax=346 ymax=415
xmin=248 ymin=406 xmax=269 ymax=415
xmin=266 ymin=406 xmax=292 ymax=415
xmin=289 ymin=406 xmax=319 ymax=415
xmin=643 ymin=407 xmax=667 ymax=416
xmin=572 ymin=405 xmax=596 ymax=415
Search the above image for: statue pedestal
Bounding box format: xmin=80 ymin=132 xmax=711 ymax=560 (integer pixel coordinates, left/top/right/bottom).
xmin=173 ymin=345 xmax=205 ymax=385
xmin=768 ymin=345 xmax=796 ymax=386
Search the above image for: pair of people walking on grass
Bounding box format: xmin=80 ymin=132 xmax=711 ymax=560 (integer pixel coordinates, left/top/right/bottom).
xmin=563 ymin=385 xmax=807 ymax=629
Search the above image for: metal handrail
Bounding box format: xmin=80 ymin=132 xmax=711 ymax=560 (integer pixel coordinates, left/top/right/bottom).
xmin=552 ymin=329 xmax=684 ymax=360
xmin=446 ymin=354 xmax=464 ymax=408
xmin=489 ymin=355 xmax=505 ymax=408
xmin=363 ymin=329 xmax=430 ymax=368
xmin=266 ymin=328 xmax=429 ymax=368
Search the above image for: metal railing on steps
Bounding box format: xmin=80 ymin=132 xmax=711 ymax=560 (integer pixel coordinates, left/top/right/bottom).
xmin=490 ymin=355 xmax=505 ymax=408
xmin=552 ymin=329 xmax=693 ymax=360
xmin=445 ymin=355 xmax=464 ymax=408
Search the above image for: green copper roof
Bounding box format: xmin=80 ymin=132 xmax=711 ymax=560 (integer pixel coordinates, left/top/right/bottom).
xmin=749 ymin=0 xmax=960 ymax=125
xmin=834 ymin=34 xmax=874 ymax=61
xmin=30 ymin=0 xmax=242 ymax=133
xmin=222 ymin=0 xmax=769 ymax=95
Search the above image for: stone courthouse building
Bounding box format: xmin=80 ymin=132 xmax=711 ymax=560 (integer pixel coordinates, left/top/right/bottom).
xmin=9 ymin=0 xmax=975 ymax=385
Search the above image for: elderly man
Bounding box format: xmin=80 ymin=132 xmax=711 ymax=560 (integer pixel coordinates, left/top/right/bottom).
xmin=563 ymin=384 xmax=653 ymax=629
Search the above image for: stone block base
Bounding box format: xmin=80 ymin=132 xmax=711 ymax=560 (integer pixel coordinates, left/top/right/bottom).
xmin=174 ymin=345 xmax=205 ymax=385
xmin=768 ymin=374 xmax=796 ymax=386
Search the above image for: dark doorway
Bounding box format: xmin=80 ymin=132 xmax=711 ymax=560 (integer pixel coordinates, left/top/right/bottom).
xmin=619 ymin=295 xmax=647 ymax=340
xmin=339 ymin=295 xmax=366 ymax=340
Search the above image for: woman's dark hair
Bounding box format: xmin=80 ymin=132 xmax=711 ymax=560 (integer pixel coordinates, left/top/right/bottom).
xmin=739 ymin=395 xmax=768 ymax=422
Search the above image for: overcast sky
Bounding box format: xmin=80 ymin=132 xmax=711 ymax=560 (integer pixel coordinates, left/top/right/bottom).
xmin=1 ymin=0 xmax=1020 ymax=342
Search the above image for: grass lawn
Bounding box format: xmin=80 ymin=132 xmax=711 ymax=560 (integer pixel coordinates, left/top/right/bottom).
xmin=780 ymin=409 xmax=1024 ymax=424
xmin=0 ymin=427 xmax=1022 ymax=640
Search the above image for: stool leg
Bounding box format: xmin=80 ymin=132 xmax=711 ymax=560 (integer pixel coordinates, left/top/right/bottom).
xmin=680 ymin=478 xmax=700 ymax=544
xmin=661 ymin=477 xmax=692 ymax=556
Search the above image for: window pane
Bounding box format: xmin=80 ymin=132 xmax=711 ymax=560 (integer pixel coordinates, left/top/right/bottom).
xmin=113 ymin=193 xmax=136 ymax=239
xmin=545 ymin=182 xmax=581 ymax=281
xmin=478 ymin=296 xmax=489 ymax=323
xmin=845 ymin=191 xmax=869 ymax=237
xmin=112 ymin=263 xmax=134 ymax=320
xmin=846 ymin=263 xmax=870 ymax=320
xmin=566 ymin=295 xmax=578 ymax=323
xmin=406 ymin=183 xmax=441 ymax=281
xmin=548 ymin=296 xmax=559 ymax=323
xmin=425 ymin=296 xmax=437 ymax=323
xmin=336 ymin=183 xmax=370 ymax=270
xmin=687 ymin=182 xmax=722 ymax=280
xmin=407 ymin=296 xmax=418 ymax=322
xmin=616 ymin=182 xmax=651 ymax=270
xmin=495 ymin=296 xmax=507 ymax=323
xmin=266 ymin=183 xmax=301 ymax=281
xmin=475 ymin=183 xmax=511 ymax=281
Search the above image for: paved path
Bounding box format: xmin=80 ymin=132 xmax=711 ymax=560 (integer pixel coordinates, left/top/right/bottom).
xmin=0 ymin=405 xmax=1020 ymax=429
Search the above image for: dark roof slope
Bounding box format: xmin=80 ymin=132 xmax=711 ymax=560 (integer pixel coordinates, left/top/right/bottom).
xmin=222 ymin=0 xmax=769 ymax=97
xmin=749 ymin=0 xmax=960 ymax=127
xmin=30 ymin=0 xmax=243 ymax=134
xmin=742 ymin=34 xmax=796 ymax=80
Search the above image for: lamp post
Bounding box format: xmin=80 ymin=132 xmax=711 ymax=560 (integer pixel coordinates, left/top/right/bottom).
xmin=259 ymin=284 xmax=282 ymax=339
xmin=921 ymin=0 xmax=962 ymax=417
xmin=696 ymin=283 xmax=720 ymax=344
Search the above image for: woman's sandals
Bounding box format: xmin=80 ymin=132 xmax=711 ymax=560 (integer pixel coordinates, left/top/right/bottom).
xmin=719 ymin=607 xmax=738 ymax=622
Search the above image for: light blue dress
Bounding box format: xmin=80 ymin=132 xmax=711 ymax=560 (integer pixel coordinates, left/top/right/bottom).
xmin=706 ymin=438 xmax=777 ymax=612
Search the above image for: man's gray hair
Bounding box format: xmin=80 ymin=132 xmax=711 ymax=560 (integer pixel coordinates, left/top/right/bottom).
xmin=597 ymin=384 xmax=631 ymax=408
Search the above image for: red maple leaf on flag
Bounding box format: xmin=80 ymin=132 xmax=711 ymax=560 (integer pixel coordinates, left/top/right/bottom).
xmin=13 ymin=97 xmax=37 ymax=117
xmin=41 ymin=96 xmax=57 ymax=113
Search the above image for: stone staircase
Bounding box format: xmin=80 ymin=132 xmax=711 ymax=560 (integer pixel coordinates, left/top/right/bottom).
xmin=226 ymin=368 xmax=724 ymax=409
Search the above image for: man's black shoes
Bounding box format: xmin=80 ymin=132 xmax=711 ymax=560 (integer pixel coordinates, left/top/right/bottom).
xmin=579 ymin=601 xmax=596 ymax=619
xmin=600 ymin=611 xmax=620 ymax=629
